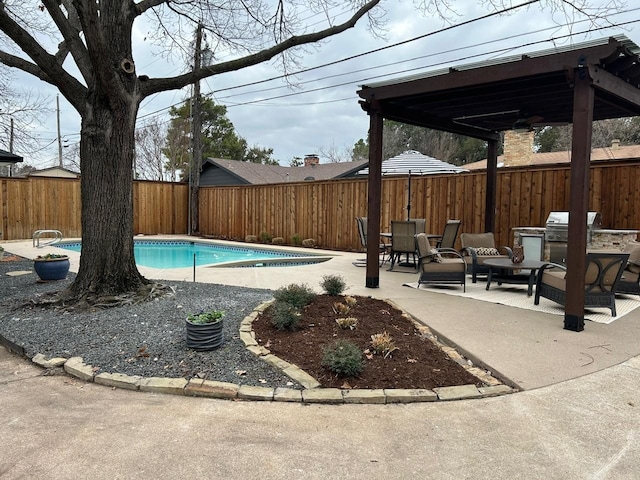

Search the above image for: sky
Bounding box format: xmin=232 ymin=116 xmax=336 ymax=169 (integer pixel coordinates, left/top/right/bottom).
xmin=5 ymin=0 xmax=640 ymax=170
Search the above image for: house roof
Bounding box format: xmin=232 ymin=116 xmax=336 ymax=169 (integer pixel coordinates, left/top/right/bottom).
xmin=28 ymin=166 xmax=80 ymax=177
xmin=0 ymin=149 xmax=23 ymax=163
xmin=464 ymin=144 xmax=640 ymax=170
xmin=203 ymin=158 xmax=369 ymax=185
xmin=358 ymin=150 xmax=468 ymax=176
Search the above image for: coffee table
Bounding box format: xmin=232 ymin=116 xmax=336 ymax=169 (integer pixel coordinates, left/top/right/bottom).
xmin=484 ymin=258 xmax=548 ymax=296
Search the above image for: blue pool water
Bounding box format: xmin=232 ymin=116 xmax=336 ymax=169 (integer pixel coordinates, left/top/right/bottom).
xmin=56 ymin=240 xmax=322 ymax=269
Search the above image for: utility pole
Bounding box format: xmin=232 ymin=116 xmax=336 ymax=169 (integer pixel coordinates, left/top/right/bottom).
xmin=189 ymin=23 xmax=204 ymax=235
xmin=9 ymin=117 xmax=14 ymax=176
xmin=56 ymin=95 xmax=63 ymax=167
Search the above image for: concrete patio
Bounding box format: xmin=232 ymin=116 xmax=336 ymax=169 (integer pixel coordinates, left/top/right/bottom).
xmin=2 ymin=236 xmax=640 ymax=479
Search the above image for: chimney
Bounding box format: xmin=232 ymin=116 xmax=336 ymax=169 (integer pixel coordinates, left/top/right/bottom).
xmin=502 ymin=130 xmax=535 ymax=167
xmin=304 ymin=154 xmax=319 ymax=167
xmin=611 ymin=138 xmax=620 ymax=149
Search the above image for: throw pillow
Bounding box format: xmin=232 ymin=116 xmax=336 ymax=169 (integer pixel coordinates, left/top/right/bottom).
xmin=475 ymin=247 xmax=500 ymax=256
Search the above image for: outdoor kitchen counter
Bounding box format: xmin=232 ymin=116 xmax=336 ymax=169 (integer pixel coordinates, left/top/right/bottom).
xmin=512 ymin=226 xmax=639 ymax=263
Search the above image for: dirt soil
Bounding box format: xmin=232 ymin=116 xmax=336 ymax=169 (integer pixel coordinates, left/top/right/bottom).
xmin=251 ymin=294 xmax=484 ymax=390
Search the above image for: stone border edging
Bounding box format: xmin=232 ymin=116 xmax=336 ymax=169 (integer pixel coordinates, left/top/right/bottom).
xmin=25 ymin=298 xmax=517 ymax=404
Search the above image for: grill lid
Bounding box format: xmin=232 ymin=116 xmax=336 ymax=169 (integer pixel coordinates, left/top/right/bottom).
xmin=545 ymin=211 xmax=601 ymax=228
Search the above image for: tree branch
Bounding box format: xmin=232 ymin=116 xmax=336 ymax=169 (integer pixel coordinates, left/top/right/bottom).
xmin=0 ymin=2 xmax=86 ymax=111
xmin=140 ymin=0 xmax=381 ymax=97
xmin=43 ymin=0 xmax=94 ymax=84
xmin=134 ymin=0 xmax=169 ymax=16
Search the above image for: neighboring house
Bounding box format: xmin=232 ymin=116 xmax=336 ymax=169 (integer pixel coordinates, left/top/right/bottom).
xmin=28 ymin=166 xmax=80 ymax=178
xmin=199 ymin=154 xmax=369 ymax=186
xmin=357 ymin=150 xmax=468 ymax=176
xmin=465 ymin=131 xmax=640 ymax=170
xmin=0 ymin=149 xmax=23 ymax=177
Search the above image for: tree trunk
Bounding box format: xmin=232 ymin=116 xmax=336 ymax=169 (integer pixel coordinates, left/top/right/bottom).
xmin=68 ymin=91 xmax=147 ymax=298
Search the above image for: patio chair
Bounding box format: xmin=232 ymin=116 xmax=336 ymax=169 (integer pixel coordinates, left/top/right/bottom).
xmin=416 ymin=233 xmax=466 ymax=291
xmin=435 ymin=219 xmax=462 ymax=249
xmin=355 ymin=216 xmax=390 ymax=266
xmin=617 ymin=241 xmax=640 ymax=296
xmin=534 ymin=252 xmax=629 ymax=317
xmin=409 ymin=218 xmax=426 ymax=234
xmin=460 ymin=232 xmax=513 ymax=283
xmin=388 ymin=220 xmax=418 ymax=271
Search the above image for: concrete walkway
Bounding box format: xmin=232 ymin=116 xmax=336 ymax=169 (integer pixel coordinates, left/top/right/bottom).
xmin=1 ymin=346 xmax=639 ymax=479
xmin=2 ymin=236 xmax=640 ymax=478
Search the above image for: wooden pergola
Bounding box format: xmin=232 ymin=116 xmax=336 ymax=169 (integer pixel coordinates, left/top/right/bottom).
xmin=357 ymin=35 xmax=640 ymax=331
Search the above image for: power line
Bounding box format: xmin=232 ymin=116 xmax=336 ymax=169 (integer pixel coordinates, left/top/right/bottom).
xmin=137 ymin=0 xmax=545 ymax=122
xmin=221 ymin=17 xmax=640 ymax=108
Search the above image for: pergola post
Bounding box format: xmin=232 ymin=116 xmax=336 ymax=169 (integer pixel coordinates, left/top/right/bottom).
xmin=365 ymin=101 xmax=384 ymax=288
xmin=564 ymin=67 xmax=595 ymax=332
xmin=485 ymin=138 xmax=499 ymax=233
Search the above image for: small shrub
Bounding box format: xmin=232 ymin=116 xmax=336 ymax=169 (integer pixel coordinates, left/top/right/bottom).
xmin=273 ymin=283 xmax=317 ymax=309
xmin=291 ymin=233 xmax=302 ymax=246
xmin=259 ymin=231 xmax=273 ymax=243
xmin=322 ymin=339 xmax=364 ymax=377
xmin=272 ymin=237 xmax=285 ymax=245
xmin=320 ymin=275 xmax=347 ymax=296
xmin=336 ymin=317 xmax=358 ymax=330
xmin=270 ymin=302 xmax=302 ymax=331
xmin=245 ymin=235 xmax=258 ymax=243
xmin=344 ymin=295 xmax=358 ymax=307
xmin=370 ymin=331 xmax=398 ymax=358
xmin=187 ymin=310 xmax=224 ymax=324
xmin=35 ymin=253 xmax=68 ymax=260
xmin=333 ymin=301 xmax=350 ymax=316
xmin=302 ymin=238 xmax=316 ymax=248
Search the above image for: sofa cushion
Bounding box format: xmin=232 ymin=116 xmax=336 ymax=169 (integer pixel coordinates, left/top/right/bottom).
xmin=461 ymin=232 xmax=496 ymax=249
xmin=416 ymin=233 xmax=439 ymax=263
xmin=623 ymin=241 xmax=640 ymax=266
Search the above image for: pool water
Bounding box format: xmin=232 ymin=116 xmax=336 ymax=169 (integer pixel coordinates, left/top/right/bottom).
xmin=57 ymin=240 xmax=321 ymax=269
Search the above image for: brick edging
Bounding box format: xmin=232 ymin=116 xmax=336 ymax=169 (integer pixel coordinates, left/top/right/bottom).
xmin=27 ymin=299 xmax=517 ymax=404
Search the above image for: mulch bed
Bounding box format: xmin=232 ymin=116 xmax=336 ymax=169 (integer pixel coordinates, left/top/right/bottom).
xmin=251 ymin=294 xmax=483 ymax=390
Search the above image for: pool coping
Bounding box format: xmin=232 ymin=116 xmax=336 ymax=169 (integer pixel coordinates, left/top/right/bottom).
xmin=21 ymin=298 xmax=517 ymax=404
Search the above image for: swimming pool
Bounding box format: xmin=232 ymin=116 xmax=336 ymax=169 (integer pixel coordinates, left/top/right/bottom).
xmin=56 ymin=240 xmax=330 ymax=269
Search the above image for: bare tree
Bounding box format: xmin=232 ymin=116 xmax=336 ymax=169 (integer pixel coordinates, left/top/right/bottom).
xmin=317 ymin=142 xmax=353 ymax=163
xmin=135 ymin=117 xmax=167 ymax=181
xmin=0 ymin=70 xmax=51 ymax=154
xmin=0 ymin=0 xmax=624 ymax=303
xmin=0 ymin=0 xmax=383 ymax=302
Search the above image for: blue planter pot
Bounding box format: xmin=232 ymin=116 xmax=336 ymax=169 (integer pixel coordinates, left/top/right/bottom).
xmin=34 ymin=257 xmax=70 ymax=281
xmin=186 ymin=318 xmax=225 ymax=351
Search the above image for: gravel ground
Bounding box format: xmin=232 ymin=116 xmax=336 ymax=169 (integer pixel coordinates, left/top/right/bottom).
xmin=0 ymin=254 xmax=302 ymax=389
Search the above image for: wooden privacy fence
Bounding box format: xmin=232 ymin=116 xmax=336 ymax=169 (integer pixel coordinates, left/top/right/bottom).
xmin=199 ymin=160 xmax=640 ymax=251
xmin=3 ymin=160 xmax=639 ymax=249
xmin=0 ymin=176 xmax=188 ymax=241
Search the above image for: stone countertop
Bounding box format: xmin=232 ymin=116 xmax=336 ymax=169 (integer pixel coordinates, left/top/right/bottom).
xmin=512 ymin=226 xmax=639 ymax=234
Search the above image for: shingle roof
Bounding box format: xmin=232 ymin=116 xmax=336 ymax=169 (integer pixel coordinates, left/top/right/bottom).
xmin=464 ymin=144 xmax=640 ymax=170
xmin=203 ymin=158 xmax=369 ymax=184
xmin=0 ymin=149 xmax=23 ymax=162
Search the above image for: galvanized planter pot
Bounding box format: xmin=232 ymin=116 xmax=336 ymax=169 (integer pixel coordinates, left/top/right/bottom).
xmin=185 ymin=317 xmax=224 ymax=351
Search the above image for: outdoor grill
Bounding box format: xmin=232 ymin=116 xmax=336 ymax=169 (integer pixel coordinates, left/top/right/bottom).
xmin=544 ymin=211 xmax=602 ymax=243
xmin=544 ymin=211 xmax=602 ymax=264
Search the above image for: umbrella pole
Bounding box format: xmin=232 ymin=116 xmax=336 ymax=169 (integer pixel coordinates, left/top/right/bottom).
xmin=407 ymin=170 xmax=411 ymax=221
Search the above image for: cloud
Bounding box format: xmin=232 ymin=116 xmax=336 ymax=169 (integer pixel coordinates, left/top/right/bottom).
xmin=5 ymin=1 xmax=640 ymax=167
